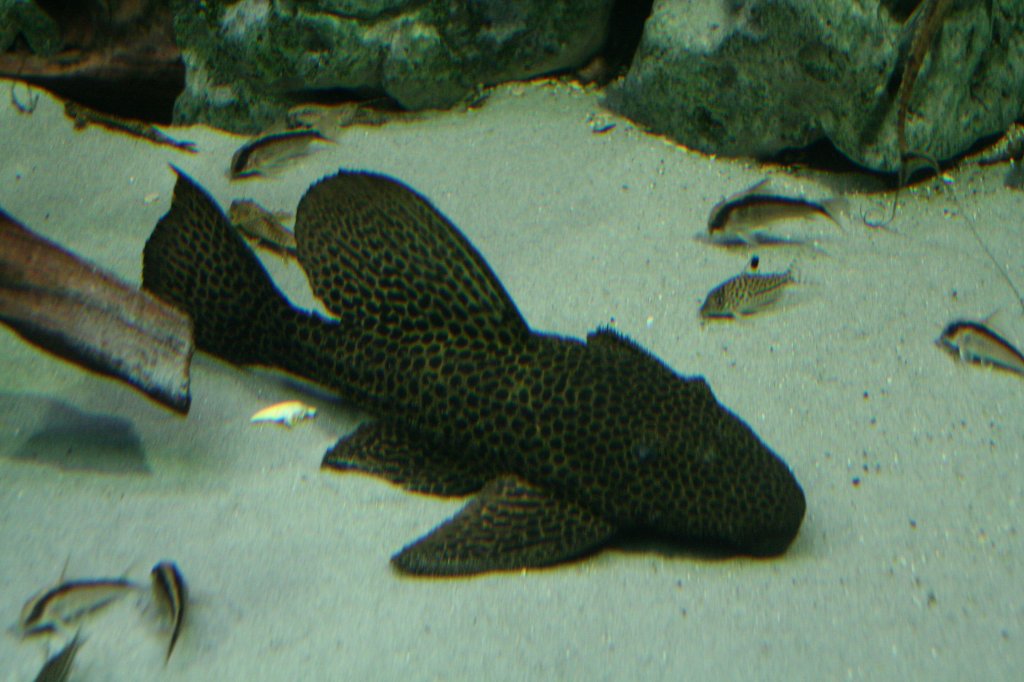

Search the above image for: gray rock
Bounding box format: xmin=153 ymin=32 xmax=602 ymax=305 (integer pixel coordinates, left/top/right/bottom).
xmin=608 ymin=0 xmax=1024 ymax=173
xmin=173 ymin=0 xmax=613 ymax=133
xmin=0 ymin=0 xmax=61 ymax=56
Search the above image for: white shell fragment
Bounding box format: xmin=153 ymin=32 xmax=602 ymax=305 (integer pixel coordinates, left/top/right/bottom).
xmin=250 ymin=400 xmax=317 ymax=427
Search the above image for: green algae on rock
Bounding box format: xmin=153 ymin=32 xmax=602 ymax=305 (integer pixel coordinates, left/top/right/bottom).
xmin=172 ymin=0 xmax=614 ymax=133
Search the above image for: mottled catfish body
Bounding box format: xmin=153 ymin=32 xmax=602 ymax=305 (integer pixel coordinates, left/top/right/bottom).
xmin=143 ymin=167 xmax=806 ymax=575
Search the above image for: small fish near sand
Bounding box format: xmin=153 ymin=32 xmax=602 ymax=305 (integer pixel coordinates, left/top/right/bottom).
xmin=700 ymin=257 xmax=797 ymax=320
xmin=142 ymin=167 xmax=805 ymax=575
xmin=937 ymin=319 xmax=1024 ymax=377
xmin=33 ymin=630 xmax=83 ymax=682
xmin=150 ymin=561 xmax=187 ymax=662
xmin=230 ymin=129 xmax=332 ymax=179
xmin=228 ymin=199 xmax=297 ymax=256
xmin=250 ymin=400 xmax=317 ymax=427
xmin=64 ymin=101 xmax=197 ymax=153
xmin=707 ymin=179 xmax=845 ymax=246
xmin=20 ymin=577 xmax=137 ymax=636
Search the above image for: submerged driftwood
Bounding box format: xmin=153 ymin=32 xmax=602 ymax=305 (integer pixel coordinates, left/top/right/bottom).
xmin=0 ymin=209 xmax=193 ymax=413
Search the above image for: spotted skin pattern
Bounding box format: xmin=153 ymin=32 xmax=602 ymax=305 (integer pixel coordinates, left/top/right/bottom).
xmin=700 ymin=269 xmax=795 ymax=319
xmin=143 ymin=167 xmax=805 ymax=575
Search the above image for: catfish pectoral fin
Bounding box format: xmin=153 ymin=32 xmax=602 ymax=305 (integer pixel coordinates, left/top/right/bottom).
xmin=391 ymin=475 xmax=616 ymax=576
xmin=322 ymin=419 xmax=493 ymax=496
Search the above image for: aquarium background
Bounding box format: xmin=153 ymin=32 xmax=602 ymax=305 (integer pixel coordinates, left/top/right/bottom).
xmin=1 ymin=0 xmax=1023 ymax=678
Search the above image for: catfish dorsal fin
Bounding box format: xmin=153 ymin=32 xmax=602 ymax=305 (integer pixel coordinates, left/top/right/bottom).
xmin=586 ymin=326 xmax=662 ymax=363
xmin=294 ymin=171 xmax=530 ymax=349
xmin=733 ymin=177 xmax=772 ymax=198
xmin=586 ymin=326 xmax=714 ymax=397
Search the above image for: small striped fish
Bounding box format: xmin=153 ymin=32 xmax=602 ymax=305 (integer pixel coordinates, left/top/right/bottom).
xmin=20 ymin=578 xmax=137 ymax=635
xmin=151 ymin=560 xmax=188 ymax=662
xmin=937 ymin=320 xmax=1024 ymax=377
xmin=230 ymin=129 xmax=331 ymax=179
xmin=707 ymin=179 xmax=845 ymax=245
xmin=33 ymin=631 xmax=83 ymax=682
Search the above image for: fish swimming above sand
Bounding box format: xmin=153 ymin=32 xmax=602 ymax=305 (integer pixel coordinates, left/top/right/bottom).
xmin=700 ymin=257 xmax=796 ymax=319
xmin=230 ymin=129 xmax=332 ymax=179
xmin=150 ymin=561 xmax=187 ymax=662
xmin=20 ymin=577 xmax=137 ymax=635
xmin=708 ymin=179 xmax=845 ymax=245
xmin=142 ymin=167 xmax=806 ymax=575
xmin=937 ymin=319 xmax=1024 ymax=377
xmin=250 ymin=400 xmax=317 ymax=427
xmin=229 ymin=199 xmax=297 ymax=256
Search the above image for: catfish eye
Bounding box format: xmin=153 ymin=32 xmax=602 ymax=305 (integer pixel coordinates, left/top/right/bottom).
xmin=633 ymin=443 xmax=658 ymax=463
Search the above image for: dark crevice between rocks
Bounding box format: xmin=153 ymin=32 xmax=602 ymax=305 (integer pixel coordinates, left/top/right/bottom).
xmin=579 ymin=0 xmax=654 ymax=84
xmin=767 ymin=137 xmax=949 ymax=193
xmin=768 ymin=139 xmax=872 ymax=175
xmin=603 ymin=0 xmax=655 ymax=73
xmin=281 ymin=86 xmax=403 ymax=111
xmin=21 ymin=69 xmax=184 ymax=124
xmin=765 ymin=130 xmax=1008 ymax=195
xmin=884 ymin=0 xmax=927 ymax=23
xmin=0 ymin=0 xmax=182 ymax=124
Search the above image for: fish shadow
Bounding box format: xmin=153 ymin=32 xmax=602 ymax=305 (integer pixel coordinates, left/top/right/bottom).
xmin=0 ymin=393 xmax=150 ymax=474
xmin=255 ymin=371 xmax=352 ymax=407
xmin=610 ymin=529 xmax=739 ymax=564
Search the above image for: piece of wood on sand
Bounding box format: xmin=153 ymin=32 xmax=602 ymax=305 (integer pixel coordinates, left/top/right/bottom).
xmin=0 ymin=209 xmax=194 ymax=413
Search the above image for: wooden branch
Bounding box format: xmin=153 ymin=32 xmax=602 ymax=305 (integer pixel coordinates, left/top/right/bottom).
xmin=0 ymin=209 xmax=193 ymax=413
